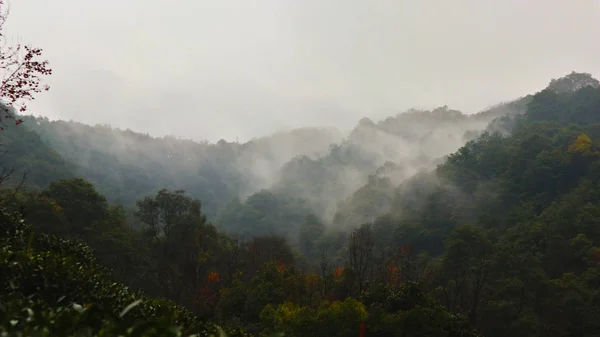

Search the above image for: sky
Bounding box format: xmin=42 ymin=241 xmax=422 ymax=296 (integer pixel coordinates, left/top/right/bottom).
xmin=4 ymin=0 xmax=600 ymax=142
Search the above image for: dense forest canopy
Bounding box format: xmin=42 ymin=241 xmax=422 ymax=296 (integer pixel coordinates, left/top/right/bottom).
xmin=8 ymin=97 xmax=515 ymax=230
xmin=3 ymin=70 xmax=600 ymax=336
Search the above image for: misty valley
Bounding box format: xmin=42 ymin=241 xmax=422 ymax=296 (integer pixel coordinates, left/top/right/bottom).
xmin=2 ymin=70 xmax=600 ymax=337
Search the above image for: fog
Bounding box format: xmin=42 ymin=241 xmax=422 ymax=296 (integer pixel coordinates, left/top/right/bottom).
xmin=16 ymin=70 xmax=581 ymax=237
xmin=273 ymin=106 xmax=501 ymax=224
xmin=5 ymin=0 xmax=600 ymax=142
xmin=4 ymin=0 xmax=600 ymax=235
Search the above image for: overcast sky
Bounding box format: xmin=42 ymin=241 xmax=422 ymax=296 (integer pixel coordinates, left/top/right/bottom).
xmin=5 ymin=0 xmax=600 ymax=142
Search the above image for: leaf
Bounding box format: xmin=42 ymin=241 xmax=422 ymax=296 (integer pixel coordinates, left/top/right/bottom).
xmin=119 ymin=299 xmax=142 ymax=318
xmin=72 ymin=303 xmax=84 ymax=313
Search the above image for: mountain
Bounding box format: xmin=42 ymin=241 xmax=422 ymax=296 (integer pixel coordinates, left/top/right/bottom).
xmin=327 ymin=99 xmax=532 ymax=229
xmin=14 ymin=118 xmax=341 ymax=219
xmin=2 ymin=105 xmax=488 ymax=229
xmin=1 ymin=72 xmax=597 ymax=236
xmin=4 ymin=71 xmax=600 ymax=337
xmin=353 ymin=72 xmax=600 ymax=336
xmin=215 ymin=105 xmax=512 ymax=237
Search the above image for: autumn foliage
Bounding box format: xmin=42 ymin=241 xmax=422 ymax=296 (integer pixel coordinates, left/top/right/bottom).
xmin=0 ymin=0 xmax=52 ymax=128
xmin=207 ymin=271 xmax=220 ymax=283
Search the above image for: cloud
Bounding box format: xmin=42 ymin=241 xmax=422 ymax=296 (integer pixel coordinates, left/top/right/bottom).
xmin=4 ymin=0 xmax=600 ymax=142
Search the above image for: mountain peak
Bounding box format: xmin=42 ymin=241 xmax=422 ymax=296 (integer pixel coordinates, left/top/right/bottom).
xmin=547 ymin=71 xmax=599 ymax=93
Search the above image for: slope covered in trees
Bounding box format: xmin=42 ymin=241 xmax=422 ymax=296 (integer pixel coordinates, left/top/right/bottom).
xmin=214 ymin=104 xmax=517 ymax=236
xmin=0 ymin=116 xmax=72 ymax=190
xmin=2 ymin=99 xmax=507 ymax=236
xmin=0 ymin=205 xmax=237 ymax=337
xmin=0 ymin=177 xmax=478 ymax=336
xmin=343 ymin=72 xmax=600 ymax=336
xmin=3 ymin=71 xmax=600 ymax=336
xmin=14 ymin=117 xmax=344 ymax=219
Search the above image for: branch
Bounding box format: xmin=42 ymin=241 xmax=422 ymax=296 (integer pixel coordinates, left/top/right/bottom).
xmin=0 ymin=1 xmax=52 ymax=126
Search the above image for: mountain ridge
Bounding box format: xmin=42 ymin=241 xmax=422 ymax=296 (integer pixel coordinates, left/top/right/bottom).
xmin=1 ymin=71 xmax=598 ymax=234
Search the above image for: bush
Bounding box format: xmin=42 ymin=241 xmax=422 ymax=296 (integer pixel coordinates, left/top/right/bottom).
xmin=0 ymin=206 xmax=248 ymax=337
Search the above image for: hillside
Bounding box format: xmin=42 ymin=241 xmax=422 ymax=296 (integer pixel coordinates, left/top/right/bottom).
xmin=16 ymin=118 xmax=342 ymax=219
xmin=1 ymin=100 xmax=500 ymax=229
xmin=2 ymin=74 xmax=584 ymax=240
xmin=0 ymin=115 xmax=73 ymax=190
xmin=1 ymin=73 xmax=594 ymax=224
xmin=3 ymin=71 xmax=600 ymax=336
xmin=215 ymin=103 xmax=522 ymax=237
xmin=351 ymin=72 xmax=600 ymax=336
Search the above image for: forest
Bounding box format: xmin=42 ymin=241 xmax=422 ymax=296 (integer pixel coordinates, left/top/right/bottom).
xmin=2 ymin=70 xmax=600 ymax=336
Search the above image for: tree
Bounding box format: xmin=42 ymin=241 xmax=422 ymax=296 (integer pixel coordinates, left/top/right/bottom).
xmin=547 ymin=72 xmax=599 ymax=94
xmin=135 ymin=189 xmax=204 ymax=241
xmin=348 ymin=224 xmax=374 ymax=294
xmin=298 ymin=213 xmax=325 ymax=257
xmin=42 ymin=178 xmax=109 ymax=235
xmin=0 ymin=205 xmax=235 ymax=337
xmin=134 ymin=189 xmax=222 ymax=314
xmin=438 ymin=224 xmax=493 ymax=325
xmin=0 ymin=1 xmax=52 ymax=189
xmin=244 ymin=235 xmax=296 ymax=278
xmin=0 ymin=0 xmax=52 ymax=128
xmin=568 ymin=134 xmax=593 ymax=154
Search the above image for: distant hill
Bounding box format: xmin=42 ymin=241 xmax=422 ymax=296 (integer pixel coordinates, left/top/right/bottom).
xmin=15 ymin=117 xmax=341 ymax=219
xmin=2 ymin=71 xmax=598 ymax=237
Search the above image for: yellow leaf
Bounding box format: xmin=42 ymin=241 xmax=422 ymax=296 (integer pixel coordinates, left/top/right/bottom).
xmin=568 ymin=134 xmax=592 ymax=153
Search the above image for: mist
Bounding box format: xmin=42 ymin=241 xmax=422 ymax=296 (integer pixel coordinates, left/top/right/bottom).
xmin=16 ymin=70 xmax=589 ymax=237
xmin=3 ymin=0 xmax=600 ymax=238
xmin=5 ymin=0 xmax=600 ymax=142
xmin=272 ymin=105 xmax=508 ymax=226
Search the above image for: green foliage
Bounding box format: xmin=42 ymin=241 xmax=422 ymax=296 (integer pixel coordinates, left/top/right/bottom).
xmin=526 ymin=85 xmax=600 ymax=125
xmin=0 ymin=204 xmax=247 ymax=337
xmin=360 ymin=283 xmax=478 ymax=337
xmin=259 ymin=298 xmax=369 ymax=337
xmin=376 ymin=78 xmax=600 ymax=336
xmin=298 ymin=214 xmax=325 ymax=257
xmin=0 ymin=121 xmax=72 ymax=189
xmin=217 ymin=191 xmax=312 ymax=239
xmin=6 ymin=71 xmax=600 ymax=337
xmin=333 ymin=175 xmax=395 ymax=229
xmin=17 ymin=116 xmax=252 ymax=219
xmin=43 ymin=178 xmax=110 ymax=235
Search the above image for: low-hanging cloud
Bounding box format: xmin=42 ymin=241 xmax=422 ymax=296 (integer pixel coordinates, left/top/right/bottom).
xmin=4 ymin=0 xmax=600 ymax=142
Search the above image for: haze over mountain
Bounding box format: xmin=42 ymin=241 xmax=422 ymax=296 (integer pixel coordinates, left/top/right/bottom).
xmin=7 ymin=0 xmax=600 ymax=334
xmin=6 ymin=0 xmax=600 ymax=142
xmin=4 ymin=69 xmax=600 ymax=337
xmin=2 ymin=72 xmax=593 ymax=241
